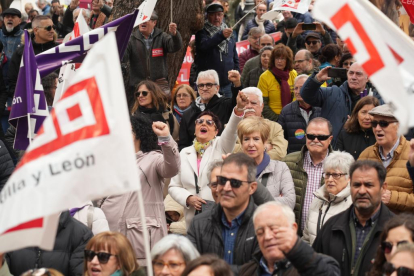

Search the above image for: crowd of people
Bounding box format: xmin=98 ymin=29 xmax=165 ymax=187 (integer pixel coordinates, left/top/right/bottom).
xmin=0 ymin=0 xmax=414 ymax=275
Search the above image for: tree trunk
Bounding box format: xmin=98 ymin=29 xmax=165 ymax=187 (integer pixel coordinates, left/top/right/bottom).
xmin=112 ymin=0 xmax=204 ymax=109
xmin=0 ymin=0 xmax=13 ymax=10
xmin=369 ymin=0 xmax=399 ymax=25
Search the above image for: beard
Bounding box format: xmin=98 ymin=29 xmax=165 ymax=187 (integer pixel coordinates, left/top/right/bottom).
xmin=6 ymin=25 xmax=14 ymax=32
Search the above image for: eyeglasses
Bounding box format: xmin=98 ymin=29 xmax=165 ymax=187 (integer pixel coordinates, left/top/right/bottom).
xmin=153 ymin=260 xmax=185 ymax=272
xmin=197 ymin=83 xmax=216 ymax=89
xmin=343 ymin=61 xmax=354 ymax=66
xmin=384 ymin=262 xmax=414 ymax=276
xmin=84 ymin=250 xmax=116 ymax=264
xmin=195 ymin=118 xmax=216 ymax=127
xmin=135 ymin=91 xmax=149 ymax=97
xmin=323 ymin=172 xmax=347 ymax=180
xmin=38 ymin=25 xmax=56 ymax=31
xmin=371 ymin=120 xmax=398 ymax=128
xmin=306 ymin=40 xmax=320 ymax=45
xmin=208 ymin=181 xmax=218 ymax=189
xmin=176 ymin=93 xmax=190 ymax=98
xmin=216 ymin=175 xmax=252 ymax=188
xmin=306 ymin=134 xmax=331 ymax=141
xmin=381 ymin=240 xmax=409 ymax=254
xmin=294 ymin=59 xmax=306 ymax=64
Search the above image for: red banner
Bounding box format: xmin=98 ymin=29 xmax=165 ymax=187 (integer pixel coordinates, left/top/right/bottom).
xmin=401 ymin=0 xmax=414 ymax=24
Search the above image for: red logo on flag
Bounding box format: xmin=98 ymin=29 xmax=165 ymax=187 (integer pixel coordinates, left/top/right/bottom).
xmin=17 ymin=77 xmax=110 ymax=169
xmin=3 ymin=218 xmax=43 ymax=234
xmin=152 ymin=48 xmax=164 ymax=57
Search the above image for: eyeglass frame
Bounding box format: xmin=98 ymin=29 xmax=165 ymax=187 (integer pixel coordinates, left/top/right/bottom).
xmin=381 ymin=240 xmax=409 ymax=254
xmin=322 ymin=172 xmax=347 ymax=180
xmin=371 ymin=120 xmax=399 ymax=128
xmin=216 ymin=175 xmax=254 ymax=188
xmin=152 ymin=260 xmax=186 ymax=271
xmin=37 ymin=25 xmax=56 ymax=31
xmin=383 ymin=262 xmax=414 ymax=276
xmin=197 ymin=83 xmax=217 ymax=89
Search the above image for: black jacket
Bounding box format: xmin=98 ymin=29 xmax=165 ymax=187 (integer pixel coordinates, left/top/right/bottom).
xmin=178 ymin=86 xmax=239 ymax=151
xmin=239 ymin=238 xmax=340 ymax=276
xmin=335 ymin=128 xmax=376 ymax=160
xmin=187 ymin=197 xmax=259 ymax=275
xmin=312 ymin=203 xmax=394 ymax=276
xmin=6 ymin=211 xmax=93 ymax=276
xmin=278 ymin=101 xmax=321 ymax=154
xmin=0 ymin=140 xmax=15 ymax=191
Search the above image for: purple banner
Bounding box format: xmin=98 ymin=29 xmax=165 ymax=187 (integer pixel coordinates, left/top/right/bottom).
xmin=36 ymin=9 xmax=139 ymax=78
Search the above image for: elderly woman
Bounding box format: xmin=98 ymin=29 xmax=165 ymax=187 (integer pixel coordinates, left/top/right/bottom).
xmin=101 ymin=115 xmax=180 ymax=266
xmin=172 ymin=84 xmax=196 ymax=123
xmin=237 ymin=116 xmax=295 ymax=209
xmin=132 ymin=80 xmax=179 ymax=140
xmin=302 ymin=151 xmax=354 ymax=245
xmin=169 ymin=92 xmax=247 ymax=227
xmin=257 ymin=44 xmax=297 ymax=122
xmin=335 ymin=96 xmax=379 ymax=160
xmin=151 ymin=234 xmax=200 ymax=276
xmin=243 ymin=46 xmax=273 ymax=88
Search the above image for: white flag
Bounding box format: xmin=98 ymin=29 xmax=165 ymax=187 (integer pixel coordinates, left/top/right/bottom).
xmin=270 ymin=0 xmax=311 ymax=14
xmin=0 ymin=32 xmax=140 ymax=252
xmin=312 ymin=0 xmax=412 ymax=133
xmin=134 ymin=0 xmax=158 ymax=27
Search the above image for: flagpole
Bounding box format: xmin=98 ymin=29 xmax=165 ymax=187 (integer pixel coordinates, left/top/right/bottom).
xmin=136 ymin=189 xmax=153 ymax=275
xmin=27 ymin=113 xmax=32 ymax=145
xmin=171 ymin=0 xmax=173 ymax=22
xmin=232 ymin=3 xmax=261 ymax=29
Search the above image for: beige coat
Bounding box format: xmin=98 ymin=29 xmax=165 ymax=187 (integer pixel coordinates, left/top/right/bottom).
xmin=164 ymin=194 xmax=186 ymax=235
xmin=101 ymin=138 xmax=180 ymax=266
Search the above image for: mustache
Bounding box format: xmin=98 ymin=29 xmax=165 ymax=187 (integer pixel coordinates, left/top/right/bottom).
xmin=309 ymin=141 xmax=323 ymax=147
xmin=355 ymin=194 xmax=370 ymax=200
xmin=244 ymin=109 xmax=256 ymax=113
xmin=220 ymin=191 xmax=235 ymax=198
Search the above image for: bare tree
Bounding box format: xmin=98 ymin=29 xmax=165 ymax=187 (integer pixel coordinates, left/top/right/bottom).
xmin=0 ymin=0 xmax=14 ymax=10
xmin=369 ymin=0 xmax=400 ymax=25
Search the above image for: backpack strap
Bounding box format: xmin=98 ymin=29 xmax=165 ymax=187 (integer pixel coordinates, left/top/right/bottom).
xmin=87 ymin=205 xmax=94 ymax=230
xmin=261 ymin=173 xmax=270 ymax=187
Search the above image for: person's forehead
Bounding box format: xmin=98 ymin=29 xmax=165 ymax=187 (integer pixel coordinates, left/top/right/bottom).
xmin=248 ymin=94 xmax=260 ymax=102
xmin=198 ymin=76 xmax=215 ymax=83
xmin=373 ymin=114 xmax=397 ymax=122
xmin=306 ymin=38 xmax=320 ymax=42
xmin=260 ymin=36 xmax=272 ymax=43
xmin=255 ymin=206 xmax=288 ymax=225
xmin=348 ymin=63 xmax=365 ymax=73
xmin=307 ymin=122 xmax=329 ymax=133
xmin=200 ymin=114 xmax=213 ymax=120
xmin=221 ymin=162 xmax=247 ymax=175
xmin=295 ymin=51 xmax=306 ymax=60
xmin=351 ymin=168 xmax=379 ymax=182
xmin=40 ymin=19 xmax=53 ymax=25
xmin=208 ymin=11 xmax=223 ymax=16
xmin=258 ymin=4 xmax=267 ymax=9
xmin=294 ymin=78 xmax=306 ymax=86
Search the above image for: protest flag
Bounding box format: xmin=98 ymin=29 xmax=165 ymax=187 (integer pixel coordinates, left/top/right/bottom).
xmin=401 ymin=1 xmax=414 ymax=24
xmin=263 ymin=0 xmax=311 ymax=21
xmin=134 ymin=0 xmax=158 ymax=27
xmin=312 ymin=0 xmax=412 ymax=133
xmin=67 ymin=8 xmax=90 ymax=42
xmin=9 ymin=30 xmax=49 ymax=151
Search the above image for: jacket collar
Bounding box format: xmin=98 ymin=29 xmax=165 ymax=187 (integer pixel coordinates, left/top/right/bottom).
xmin=314 ymin=184 xmax=351 ymax=203
xmin=211 ymin=196 xmax=256 ymax=226
xmin=297 ymin=145 xmax=333 ymax=167
xmin=133 ymin=27 xmax=162 ymax=41
xmin=371 ymin=135 xmax=406 ymax=158
xmin=58 ymin=211 xmax=71 ymax=232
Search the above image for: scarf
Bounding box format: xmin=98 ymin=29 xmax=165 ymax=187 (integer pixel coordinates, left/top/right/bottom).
xmin=271 ymin=67 xmax=292 ymax=108
xmin=255 ymin=15 xmax=265 ymax=33
xmin=193 ymin=138 xmax=214 ymax=158
xmin=256 ymin=152 xmax=270 ymax=178
xmin=69 ymin=205 xmax=88 ymax=216
xmin=1 ymin=25 xmax=21 ymax=36
xmin=204 ymin=20 xmax=230 ymax=54
xmin=138 ymin=106 xmax=166 ymax=123
xmin=173 ymin=104 xmax=191 ymax=123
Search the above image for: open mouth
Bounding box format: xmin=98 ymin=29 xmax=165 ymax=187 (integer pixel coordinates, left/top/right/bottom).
xmin=376 ymin=133 xmax=385 ymax=138
xmin=200 ymin=127 xmax=208 ymax=133
xmin=90 ymin=267 xmax=101 ymax=275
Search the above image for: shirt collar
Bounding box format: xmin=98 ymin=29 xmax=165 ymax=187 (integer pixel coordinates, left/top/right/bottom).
xmin=259 ymin=257 xmax=290 ymax=275
xmin=379 ymin=136 xmax=400 ymax=161
xmin=305 ymin=150 xmax=329 ymax=166
xmin=352 ymin=204 xmax=381 ymax=227
xmin=221 ymin=209 xmax=245 ymax=227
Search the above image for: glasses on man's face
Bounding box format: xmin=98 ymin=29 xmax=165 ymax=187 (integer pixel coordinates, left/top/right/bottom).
xmin=343 ymin=61 xmax=354 ymax=66
xmin=84 ymin=250 xmax=116 ymax=264
xmin=371 ymin=120 xmax=398 ymax=128
xmin=195 ymin=118 xmax=216 ymax=127
xmin=208 ymin=181 xmax=218 ymax=189
xmin=323 ymin=172 xmax=347 ymax=180
xmin=197 ymin=83 xmax=216 ymax=89
xmin=216 ymin=175 xmax=252 ymax=188
xmin=39 ymin=25 xmax=56 ymax=31
xmin=306 ymin=133 xmax=331 ymax=141
xmin=381 ymin=241 xmax=409 ymax=254
xmin=176 ymin=93 xmax=190 ymax=99
xmin=383 ymin=262 xmax=414 ymax=276
xmin=306 ymin=40 xmax=320 ymax=45
xmin=153 ymin=260 xmax=185 ymax=272
xmin=135 ymin=91 xmax=149 ymax=97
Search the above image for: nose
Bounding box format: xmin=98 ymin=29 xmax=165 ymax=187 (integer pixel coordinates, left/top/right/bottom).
xmin=264 ymin=227 xmax=274 ymax=240
xmin=159 ymin=264 xmax=170 ymax=275
xmin=91 ymin=255 xmax=99 ymax=264
xmin=373 ymin=123 xmax=382 ymax=131
xmin=223 ymin=180 xmax=232 ymax=191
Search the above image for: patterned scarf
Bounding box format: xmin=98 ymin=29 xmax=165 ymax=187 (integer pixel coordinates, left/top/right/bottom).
xmin=193 ymin=138 xmax=214 ymax=158
xmin=204 ymin=20 xmax=230 ymax=54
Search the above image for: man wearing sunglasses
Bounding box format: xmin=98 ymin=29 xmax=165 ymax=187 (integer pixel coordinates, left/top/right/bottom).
xmin=359 ymin=104 xmax=413 ymax=214
xmin=187 ymin=153 xmax=260 ymax=275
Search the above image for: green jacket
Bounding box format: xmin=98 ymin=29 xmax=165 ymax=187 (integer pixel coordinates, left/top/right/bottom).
xmin=282 ymin=145 xmax=332 ymax=234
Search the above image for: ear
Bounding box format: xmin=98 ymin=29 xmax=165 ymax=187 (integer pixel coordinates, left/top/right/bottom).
xmin=382 ymin=181 xmax=388 ymax=192
xmin=249 ymin=181 xmax=258 ymax=195
xmin=292 ymin=222 xmax=298 ymax=232
xmin=328 ymin=135 xmax=333 ymax=144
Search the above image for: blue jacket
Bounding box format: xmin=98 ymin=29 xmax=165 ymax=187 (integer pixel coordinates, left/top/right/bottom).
xmin=300 ymin=72 xmax=383 ymax=146
xmin=242 ymin=18 xmax=277 ymax=40
xmin=0 ymin=28 xmax=23 ymax=86
xmin=195 ymin=28 xmax=239 ymax=87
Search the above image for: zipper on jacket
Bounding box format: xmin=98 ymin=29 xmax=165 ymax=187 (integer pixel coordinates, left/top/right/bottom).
xmin=342 ymin=248 xmax=345 ymax=263
xmin=220 ymin=51 xmax=222 ymax=62
xmin=35 ymin=249 xmax=41 ymax=268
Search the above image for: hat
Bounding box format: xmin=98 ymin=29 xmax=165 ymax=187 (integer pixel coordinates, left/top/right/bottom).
xmin=206 ymin=3 xmax=224 ymax=13
xmin=305 ymin=32 xmax=321 ymax=41
xmin=368 ymin=104 xmax=396 ymax=119
xmin=285 ymin=18 xmax=298 ymax=29
xmin=2 ymin=8 xmax=22 ymax=18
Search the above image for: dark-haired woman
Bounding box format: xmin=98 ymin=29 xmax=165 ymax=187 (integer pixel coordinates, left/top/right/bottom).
xmin=257 ymin=44 xmax=297 ymax=122
xmin=319 ymin=44 xmax=342 ymax=70
xmin=335 ymin=96 xmax=379 ymax=159
xmin=339 ymin=52 xmax=355 ymax=70
xmin=101 ymin=114 xmax=180 ymax=267
xmin=132 ymin=80 xmax=179 ymax=140
xmin=181 ymin=254 xmax=233 ymax=276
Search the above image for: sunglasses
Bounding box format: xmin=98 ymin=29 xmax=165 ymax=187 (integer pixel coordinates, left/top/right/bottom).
xmin=371 ymin=120 xmax=398 ymax=128
xmin=39 ymin=25 xmax=56 ymax=31
xmin=195 ymin=118 xmax=216 ymax=127
xmin=343 ymin=61 xmax=354 ymax=66
xmin=384 ymin=262 xmax=414 ymax=276
xmin=306 ymin=40 xmax=320 ymax=45
xmin=216 ymin=175 xmax=252 ymax=188
xmin=306 ymin=134 xmax=331 ymax=141
xmin=381 ymin=240 xmax=408 ymax=254
xmin=84 ymin=250 xmax=116 ymax=264
xmin=135 ymin=91 xmax=149 ymax=97
xmin=197 ymin=83 xmax=215 ymax=89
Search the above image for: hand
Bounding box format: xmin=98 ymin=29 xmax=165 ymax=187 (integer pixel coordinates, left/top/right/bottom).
xmin=236 ymin=91 xmax=249 ymax=111
xmin=292 ymin=22 xmax=304 ymax=38
xmin=152 ymin=122 xmax=170 ymax=137
xmin=70 ymin=0 xmax=79 ymax=10
xmin=223 ymin=28 xmax=233 ymax=38
xmin=169 ymin=23 xmax=177 ymax=36
xmin=228 ymin=70 xmax=241 ymax=87
xmin=314 ymin=22 xmax=326 ymax=36
xmin=382 ymin=189 xmax=391 ymax=204
xmin=222 ymin=153 xmax=231 ymax=160
xmin=265 ymin=143 xmax=273 ymax=152
xmin=274 ymin=226 xmax=298 ymax=254
xmin=92 ymin=0 xmax=104 ymax=9
xmin=186 ymin=195 xmax=207 ymax=210
xmin=409 ymin=139 xmax=414 ymax=167
xmin=315 ymin=66 xmax=331 ymax=82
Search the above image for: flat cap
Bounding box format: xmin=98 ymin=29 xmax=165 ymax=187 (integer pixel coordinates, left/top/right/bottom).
xmin=2 ymin=8 xmax=21 ymax=18
xmin=305 ymin=32 xmax=321 ymax=41
xmin=206 ymin=3 xmax=224 ymax=13
xmin=368 ymin=103 xmax=396 ymax=119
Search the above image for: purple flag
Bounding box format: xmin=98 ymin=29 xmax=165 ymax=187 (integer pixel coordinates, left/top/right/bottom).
xmin=9 ymin=30 xmax=49 ymax=151
xmin=36 ymin=9 xmax=139 ymax=77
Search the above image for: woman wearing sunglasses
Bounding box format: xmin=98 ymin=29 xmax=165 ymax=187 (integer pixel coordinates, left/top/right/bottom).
xmin=302 ymin=151 xmax=354 ymax=245
xmin=237 ymin=116 xmax=295 ymax=209
xmin=335 ymin=96 xmax=379 ymax=160
xmin=132 ymin=80 xmax=179 ymax=141
xmin=339 ymin=52 xmax=355 ymax=71
xmin=84 ymin=231 xmax=145 ymax=276
xmin=171 ymin=84 xmax=196 ymax=123
xmin=384 ymin=243 xmax=414 ymax=276
xmin=257 ymin=44 xmax=297 ymax=122
xmin=169 ymin=92 xmax=247 ymax=228
xmin=369 ymin=213 xmax=414 ymax=276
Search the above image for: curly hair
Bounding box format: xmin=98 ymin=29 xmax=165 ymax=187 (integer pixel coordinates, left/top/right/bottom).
xmin=318 ymin=44 xmax=342 ymax=64
xmin=339 ymin=52 xmax=354 ymax=68
xmin=131 ymin=80 xmax=169 ymax=114
xmin=196 ymin=111 xmax=223 ymax=133
xmin=130 ymin=114 xmax=160 ymax=153
xmin=344 ymin=96 xmax=379 ymax=133
xmin=269 ymin=44 xmax=294 ymax=71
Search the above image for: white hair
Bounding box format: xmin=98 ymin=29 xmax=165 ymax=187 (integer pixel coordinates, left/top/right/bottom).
xmin=241 ymin=87 xmax=263 ymax=105
xmin=294 ymin=74 xmax=309 ymax=86
xmin=73 ymin=8 xmax=90 ymax=21
xmin=323 ymin=151 xmax=355 ymax=180
xmin=196 ymin=70 xmax=220 ymax=86
xmin=151 ymin=234 xmax=200 ymax=262
xmin=253 ymin=201 xmax=295 ymax=226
